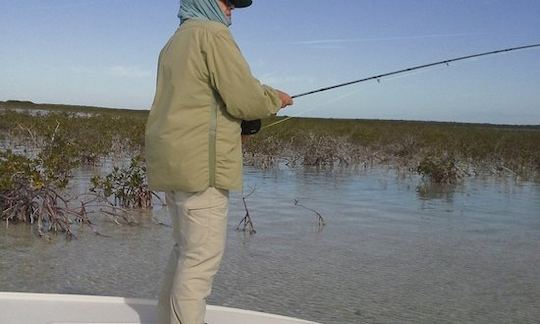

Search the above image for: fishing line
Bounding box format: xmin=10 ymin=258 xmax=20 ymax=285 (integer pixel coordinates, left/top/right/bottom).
xmin=260 ymin=43 xmax=540 ymax=131
xmin=291 ymin=43 xmax=540 ymax=99
xmin=262 ymin=88 xmax=360 ymax=130
xmin=263 ymin=67 xmax=463 ymax=130
xmin=264 ymin=61 xmax=467 ymax=130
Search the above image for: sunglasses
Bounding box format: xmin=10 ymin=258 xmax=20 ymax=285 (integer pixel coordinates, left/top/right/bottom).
xmin=221 ymin=0 xmax=235 ymax=8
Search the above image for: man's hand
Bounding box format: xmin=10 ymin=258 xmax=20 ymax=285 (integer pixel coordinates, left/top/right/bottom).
xmin=276 ymin=89 xmax=293 ymax=108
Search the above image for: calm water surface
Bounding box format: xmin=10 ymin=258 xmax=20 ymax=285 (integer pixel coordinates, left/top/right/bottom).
xmin=1 ymin=166 xmax=539 ymax=324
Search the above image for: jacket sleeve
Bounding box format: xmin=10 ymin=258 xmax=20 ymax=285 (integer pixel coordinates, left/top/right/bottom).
xmin=205 ymin=29 xmax=282 ymax=121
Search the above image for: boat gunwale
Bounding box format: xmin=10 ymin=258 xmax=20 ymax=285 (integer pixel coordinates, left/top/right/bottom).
xmin=0 ymin=292 xmax=319 ymax=323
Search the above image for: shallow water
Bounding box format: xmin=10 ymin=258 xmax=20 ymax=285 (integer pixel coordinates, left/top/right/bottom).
xmin=1 ymin=166 xmax=539 ymax=323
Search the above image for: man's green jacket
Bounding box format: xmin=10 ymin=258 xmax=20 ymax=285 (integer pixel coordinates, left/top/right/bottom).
xmin=145 ymin=20 xmax=281 ymax=192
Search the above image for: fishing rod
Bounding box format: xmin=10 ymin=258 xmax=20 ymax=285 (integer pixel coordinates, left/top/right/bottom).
xmin=291 ymin=43 xmax=540 ymax=99
xmin=239 ymin=43 xmax=540 ymax=134
xmin=243 ymin=43 xmax=539 ymax=132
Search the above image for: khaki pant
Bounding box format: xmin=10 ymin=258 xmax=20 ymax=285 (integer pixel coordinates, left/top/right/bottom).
xmin=158 ymin=187 xmax=229 ymax=324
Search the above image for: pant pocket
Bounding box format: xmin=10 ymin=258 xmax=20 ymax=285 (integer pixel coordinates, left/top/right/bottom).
xmin=180 ymin=206 xmax=210 ymax=248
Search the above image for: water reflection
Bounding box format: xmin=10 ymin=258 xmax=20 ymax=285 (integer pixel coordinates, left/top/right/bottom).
xmin=416 ymin=181 xmax=458 ymax=202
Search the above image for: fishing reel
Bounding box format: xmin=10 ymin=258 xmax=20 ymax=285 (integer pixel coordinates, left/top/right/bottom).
xmin=241 ymin=119 xmax=261 ymax=135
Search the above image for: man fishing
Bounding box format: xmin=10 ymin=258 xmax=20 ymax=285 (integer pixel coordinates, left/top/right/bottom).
xmin=144 ymin=0 xmax=293 ymax=323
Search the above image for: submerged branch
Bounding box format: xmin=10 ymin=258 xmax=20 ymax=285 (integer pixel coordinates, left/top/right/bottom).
xmin=294 ymin=199 xmax=326 ymax=231
xmin=236 ymin=186 xmax=257 ymax=235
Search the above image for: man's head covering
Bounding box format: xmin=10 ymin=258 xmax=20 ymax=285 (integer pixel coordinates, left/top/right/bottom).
xmin=232 ymin=0 xmax=252 ymax=8
xmin=179 ymin=0 xmax=252 ymax=26
xmin=179 ymin=0 xmax=229 ymax=26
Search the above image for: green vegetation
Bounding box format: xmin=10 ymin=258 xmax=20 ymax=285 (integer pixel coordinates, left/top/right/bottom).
xmin=0 ymin=101 xmax=146 ymax=163
xmin=0 ymin=134 xmax=87 ymax=238
xmin=2 ymin=101 xmax=539 ymax=184
xmin=90 ymin=156 xmax=153 ymax=209
xmin=1 ymin=100 xmax=538 ymax=236
xmin=245 ymin=116 xmax=540 ymax=181
xmin=0 ymin=101 xmax=149 ymax=236
xmin=417 ymin=154 xmax=461 ymax=184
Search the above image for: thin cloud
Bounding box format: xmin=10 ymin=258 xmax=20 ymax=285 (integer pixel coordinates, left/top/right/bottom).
xmin=12 ymin=0 xmax=123 ymax=13
xmin=260 ymin=74 xmax=316 ymax=86
xmin=68 ymin=66 xmax=98 ymax=74
xmin=292 ymin=32 xmax=486 ymax=46
xmin=67 ymin=65 xmax=152 ymax=79
xmin=107 ymin=66 xmax=152 ymax=78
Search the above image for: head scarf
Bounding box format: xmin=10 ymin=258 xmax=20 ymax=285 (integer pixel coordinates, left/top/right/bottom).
xmin=178 ymin=0 xmax=231 ymax=27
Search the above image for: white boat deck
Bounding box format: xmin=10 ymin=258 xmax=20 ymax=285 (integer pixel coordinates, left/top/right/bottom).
xmin=0 ymin=292 xmax=320 ymax=324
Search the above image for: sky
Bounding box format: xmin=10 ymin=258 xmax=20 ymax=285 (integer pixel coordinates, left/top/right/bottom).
xmin=1 ymin=0 xmax=539 ymax=124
